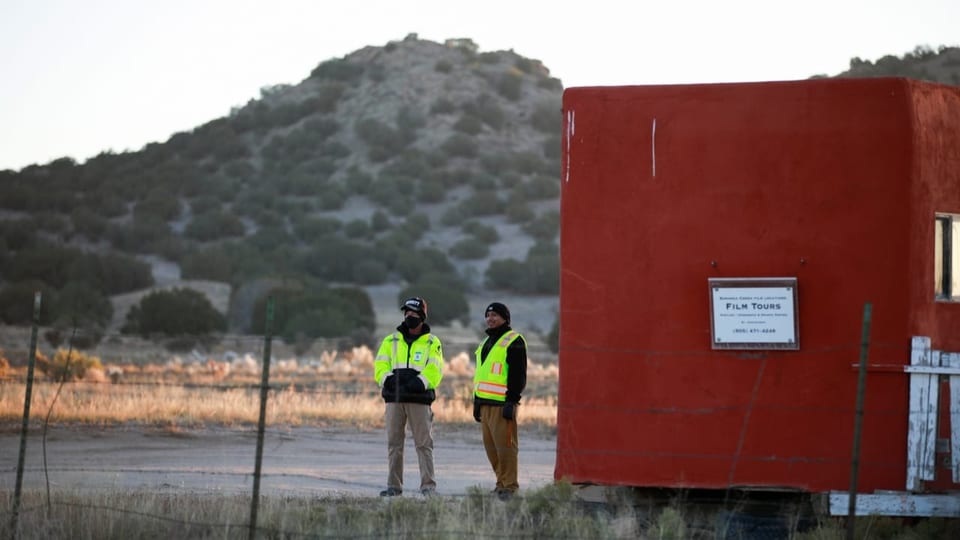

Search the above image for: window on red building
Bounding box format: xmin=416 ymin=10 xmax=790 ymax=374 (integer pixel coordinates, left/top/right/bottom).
xmin=935 ymin=214 xmax=960 ymax=301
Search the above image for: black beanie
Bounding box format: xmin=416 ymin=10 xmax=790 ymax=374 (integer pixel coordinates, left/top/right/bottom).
xmin=484 ymin=302 xmax=510 ymax=324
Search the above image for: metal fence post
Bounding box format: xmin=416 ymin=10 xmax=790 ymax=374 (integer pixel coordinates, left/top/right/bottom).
xmin=248 ymin=296 xmax=274 ymax=540
xmin=10 ymin=292 xmax=42 ymax=540
xmin=847 ymin=302 xmax=872 ymax=540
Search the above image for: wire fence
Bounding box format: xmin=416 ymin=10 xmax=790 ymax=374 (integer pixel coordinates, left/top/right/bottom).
xmin=1 ymin=298 xmax=955 ymax=538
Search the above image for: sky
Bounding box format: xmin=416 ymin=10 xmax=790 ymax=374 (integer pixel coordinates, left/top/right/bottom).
xmin=1 ymin=0 xmax=957 ymax=172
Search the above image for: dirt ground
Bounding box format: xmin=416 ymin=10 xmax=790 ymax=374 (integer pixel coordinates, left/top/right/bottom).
xmin=0 ymin=424 xmax=557 ymax=498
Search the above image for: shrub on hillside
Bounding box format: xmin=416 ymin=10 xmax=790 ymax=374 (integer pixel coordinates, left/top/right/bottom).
xmin=343 ymin=167 xmax=374 ymax=196
xmin=454 ymin=114 xmax=483 ymax=135
xmin=134 ymin=188 xmax=181 ymax=221
xmin=440 ymin=206 xmax=462 ymax=227
xmin=316 ymin=185 xmax=347 ymax=211
xmin=394 ymin=248 xmax=456 ymax=283
xmin=458 ymin=191 xmax=503 ymax=217
xmin=382 ymin=150 xmax=432 ymax=181
xmin=450 ymin=237 xmax=490 ymax=260
xmin=398 ymin=213 xmax=431 ymax=242
xmin=522 ymin=175 xmax=560 ymax=200
xmin=184 ymin=209 xmax=246 ymax=241
xmin=344 ymin=219 xmax=371 ymax=239
xmin=180 ymin=248 xmax=233 ymax=283
xmin=355 ymin=118 xmax=406 ymax=161
xmin=462 ymin=221 xmax=500 ymax=244
xmin=523 ymin=210 xmax=560 ymax=241
xmin=441 ymin=133 xmax=478 ymax=158
xmin=122 ymin=288 xmax=226 ymax=338
xmin=107 ymin=215 xmax=173 ymax=253
xmin=466 ymin=94 xmax=505 ymax=130
xmin=293 ymin=216 xmax=342 ymax=241
xmin=0 ymin=281 xmax=57 ymax=325
xmin=248 ymin=226 xmax=294 ymax=253
xmin=543 ymin=134 xmax=561 ymax=161
xmin=469 ymin=173 xmax=498 ymax=191
xmin=250 ymin=284 xmax=375 ymax=344
xmin=252 ymin=209 xmax=284 ymax=228
xmin=531 ymin=99 xmax=562 ymax=133
xmin=485 ymin=241 xmax=559 ymax=294
xmin=70 ymin=207 xmax=108 ymax=240
xmin=0 ymin=219 xmax=37 ymax=250
xmin=396 ymin=106 xmax=426 ymax=136
xmin=32 ymin=211 xmax=69 ymax=236
xmin=506 ymin=200 xmax=535 ymax=223
xmin=189 ymin=195 xmax=221 ymax=215
xmin=222 ymin=160 xmax=256 ymax=183
xmin=352 ymin=259 xmax=389 ymax=285
xmin=89 ymin=191 xmax=127 ymax=217
xmin=2 ymin=243 xmax=76 ymax=288
xmin=510 ymin=151 xmax=551 ymax=175
xmin=430 ymin=97 xmax=456 ymax=115
xmin=310 ymin=58 xmax=365 ymax=82
xmin=496 ymin=71 xmax=524 ymax=101
xmin=398 ymin=279 xmax=470 ymax=326
xmin=302 ymin=238 xmax=376 ymax=282
xmin=416 ymin=178 xmax=446 ymax=203
xmin=5 ymin=243 xmax=152 ymax=297
xmin=66 ymin=252 xmax=153 ymax=295
xmin=370 ymin=210 xmax=391 ymax=232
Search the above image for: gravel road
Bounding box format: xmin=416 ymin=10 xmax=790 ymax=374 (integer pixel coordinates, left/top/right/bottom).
xmin=1 ymin=424 xmax=557 ymax=498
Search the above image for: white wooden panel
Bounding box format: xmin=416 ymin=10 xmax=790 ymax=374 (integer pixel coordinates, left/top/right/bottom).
xmin=829 ymin=491 xmax=960 ymax=517
xmin=903 ymin=365 xmax=960 ymax=375
xmin=947 ymin=352 xmax=960 ymax=483
xmin=906 ymin=337 xmax=938 ymax=491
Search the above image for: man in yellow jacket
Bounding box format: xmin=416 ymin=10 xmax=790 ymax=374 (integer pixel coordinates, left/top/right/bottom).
xmin=473 ymin=302 xmax=527 ymax=500
xmin=374 ymin=296 xmax=444 ymax=497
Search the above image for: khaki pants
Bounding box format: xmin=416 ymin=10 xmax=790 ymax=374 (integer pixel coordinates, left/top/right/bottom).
xmin=479 ymin=404 xmax=519 ymax=492
xmin=385 ymin=402 xmax=435 ymax=491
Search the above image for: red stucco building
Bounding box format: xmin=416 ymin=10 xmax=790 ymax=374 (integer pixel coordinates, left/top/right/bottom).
xmin=556 ymin=78 xmax=960 ymax=511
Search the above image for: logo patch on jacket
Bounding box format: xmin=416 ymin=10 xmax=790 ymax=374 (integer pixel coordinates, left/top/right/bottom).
xmin=414 ymin=351 xmax=423 ymax=362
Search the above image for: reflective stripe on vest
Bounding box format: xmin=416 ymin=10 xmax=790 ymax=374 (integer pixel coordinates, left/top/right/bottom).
xmin=388 ymin=332 xmax=434 ymax=372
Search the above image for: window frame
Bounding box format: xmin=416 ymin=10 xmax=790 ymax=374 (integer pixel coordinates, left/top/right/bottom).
xmin=934 ymin=213 xmax=960 ymax=302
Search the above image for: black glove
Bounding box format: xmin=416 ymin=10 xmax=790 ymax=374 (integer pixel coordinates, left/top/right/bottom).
xmin=406 ymin=377 xmax=426 ymax=393
xmin=473 ymin=402 xmax=482 ymax=423
xmin=502 ymin=402 xmax=517 ymax=421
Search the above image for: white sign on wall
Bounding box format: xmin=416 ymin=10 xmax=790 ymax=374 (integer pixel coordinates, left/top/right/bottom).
xmin=709 ymin=277 xmax=799 ymax=350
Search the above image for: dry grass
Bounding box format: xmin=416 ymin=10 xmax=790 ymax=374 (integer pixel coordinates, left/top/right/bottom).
xmin=5 ymin=486 xmax=949 ymax=540
xmin=0 ymin=346 xmax=558 ymax=432
xmin=0 ymin=482 xmax=632 ymax=539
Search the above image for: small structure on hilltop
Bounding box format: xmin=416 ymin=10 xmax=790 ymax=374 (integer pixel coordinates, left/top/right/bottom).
xmin=556 ymin=78 xmax=960 ymax=518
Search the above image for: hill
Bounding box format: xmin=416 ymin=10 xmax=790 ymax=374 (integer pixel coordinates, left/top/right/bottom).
xmin=0 ymin=38 xmax=957 ymax=356
xmin=818 ymin=44 xmax=960 ymax=84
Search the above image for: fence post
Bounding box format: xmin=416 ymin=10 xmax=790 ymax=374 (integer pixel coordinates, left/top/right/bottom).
xmin=248 ymin=296 xmax=274 ymax=540
xmin=846 ymin=302 xmax=872 ymax=540
xmin=10 ymin=292 xmax=42 ymax=540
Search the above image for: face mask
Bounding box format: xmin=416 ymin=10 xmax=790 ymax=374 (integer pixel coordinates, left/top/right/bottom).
xmin=404 ymin=315 xmax=422 ymax=329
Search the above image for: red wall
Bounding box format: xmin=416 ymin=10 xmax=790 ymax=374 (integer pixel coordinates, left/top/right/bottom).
xmin=557 ymin=78 xmax=960 ymax=492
